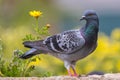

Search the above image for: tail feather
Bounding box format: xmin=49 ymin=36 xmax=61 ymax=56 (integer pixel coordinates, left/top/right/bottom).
xmin=23 ymin=40 xmax=44 ymax=48
xmin=23 ymin=40 xmax=50 ymax=52
xmin=19 ymin=48 xmax=40 ymax=59
xmin=20 ymin=40 xmax=51 ymax=59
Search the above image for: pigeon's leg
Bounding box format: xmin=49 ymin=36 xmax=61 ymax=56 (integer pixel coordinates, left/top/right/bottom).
xmin=71 ymin=65 xmax=78 ymax=76
xmin=64 ymin=61 xmax=73 ymax=76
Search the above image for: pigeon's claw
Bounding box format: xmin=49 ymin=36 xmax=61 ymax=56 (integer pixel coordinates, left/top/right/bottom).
xmin=67 ymin=69 xmax=78 ymax=77
xmin=67 ymin=70 xmax=73 ymax=76
xmin=71 ymin=66 xmax=79 ymax=77
xmin=67 ymin=66 xmax=79 ymax=77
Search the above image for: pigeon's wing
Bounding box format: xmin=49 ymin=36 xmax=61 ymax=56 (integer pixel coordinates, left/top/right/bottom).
xmin=43 ymin=29 xmax=85 ymax=54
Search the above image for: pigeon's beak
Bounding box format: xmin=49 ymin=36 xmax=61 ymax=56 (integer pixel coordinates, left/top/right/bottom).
xmin=80 ymin=16 xmax=86 ymax=21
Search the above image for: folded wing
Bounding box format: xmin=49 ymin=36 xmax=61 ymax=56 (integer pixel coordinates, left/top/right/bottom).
xmin=43 ymin=29 xmax=85 ymax=54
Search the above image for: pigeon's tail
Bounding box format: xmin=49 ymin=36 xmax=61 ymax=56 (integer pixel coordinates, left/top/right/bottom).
xmin=23 ymin=40 xmax=49 ymax=51
xmin=20 ymin=40 xmax=50 ymax=59
xmin=20 ymin=48 xmax=40 ymax=59
xmin=23 ymin=40 xmax=44 ymax=48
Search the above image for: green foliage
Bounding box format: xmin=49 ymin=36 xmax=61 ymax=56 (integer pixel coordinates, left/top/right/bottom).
xmin=37 ymin=72 xmax=52 ymax=77
xmin=0 ymin=49 xmax=35 ymax=77
xmin=0 ymin=10 xmax=52 ymax=77
xmin=23 ymin=10 xmax=50 ymax=41
xmin=23 ymin=25 xmax=50 ymax=41
xmin=23 ymin=34 xmax=35 ymax=41
xmin=34 ymin=25 xmax=50 ymax=39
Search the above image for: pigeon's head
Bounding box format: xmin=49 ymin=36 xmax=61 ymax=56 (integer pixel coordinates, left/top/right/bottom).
xmin=80 ymin=10 xmax=98 ymax=21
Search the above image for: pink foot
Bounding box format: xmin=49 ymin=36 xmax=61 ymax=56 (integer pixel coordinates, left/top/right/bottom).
xmin=67 ymin=70 xmax=79 ymax=77
xmin=67 ymin=70 xmax=73 ymax=76
xmin=73 ymin=73 xmax=79 ymax=77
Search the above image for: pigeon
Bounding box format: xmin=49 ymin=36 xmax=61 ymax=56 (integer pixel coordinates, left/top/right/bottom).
xmin=20 ymin=10 xmax=99 ymax=76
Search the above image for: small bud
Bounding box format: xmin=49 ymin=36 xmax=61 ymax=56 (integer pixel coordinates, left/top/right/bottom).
xmin=46 ymin=24 xmax=51 ymax=28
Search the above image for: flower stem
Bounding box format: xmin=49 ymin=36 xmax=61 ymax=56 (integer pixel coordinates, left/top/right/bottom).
xmin=36 ymin=18 xmax=39 ymax=28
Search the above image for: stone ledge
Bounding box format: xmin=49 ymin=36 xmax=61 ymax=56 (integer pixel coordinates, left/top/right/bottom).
xmin=0 ymin=73 xmax=120 ymax=80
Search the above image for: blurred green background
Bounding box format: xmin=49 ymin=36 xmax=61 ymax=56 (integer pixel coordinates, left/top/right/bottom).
xmin=0 ymin=0 xmax=120 ymax=76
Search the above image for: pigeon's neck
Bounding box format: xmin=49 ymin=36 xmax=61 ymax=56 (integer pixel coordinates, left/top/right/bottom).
xmin=81 ymin=19 xmax=99 ymax=43
xmin=85 ymin=20 xmax=98 ymax=35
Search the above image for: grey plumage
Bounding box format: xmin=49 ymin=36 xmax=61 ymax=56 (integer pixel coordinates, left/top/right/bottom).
xmin=43 ymin=30 xmax=85 ymax=54
xmin=20 ymin=10 xmax=99 ymax=76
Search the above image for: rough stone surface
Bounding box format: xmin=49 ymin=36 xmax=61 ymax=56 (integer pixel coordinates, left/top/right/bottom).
xmin=0 ymin=73 xmax=120 ymax=80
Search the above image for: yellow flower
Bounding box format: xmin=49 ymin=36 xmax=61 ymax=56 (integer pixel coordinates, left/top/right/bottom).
xmin=116 ymin=61 xmax=120 ymax=71
xmin=103 ymin=61 xmax=113 ymax=71
xmin=111 ymin=28 xmax=120 ymax=40
xmin=27 ymin=58 xmax=41 ymax=69
xmin=29 ymin=10 xmax=42 ymax=19
xmin=84 ymin=61 xmax=96 ymax=73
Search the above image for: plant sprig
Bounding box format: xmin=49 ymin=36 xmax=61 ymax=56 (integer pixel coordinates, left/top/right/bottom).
xmin=23 ymin=10 xmax=50 ymax=41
